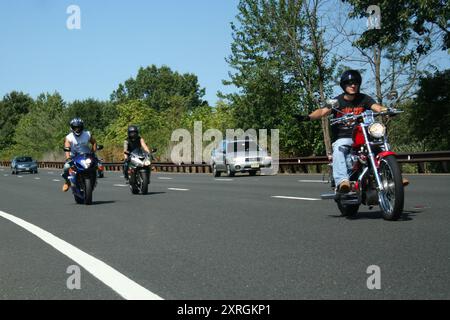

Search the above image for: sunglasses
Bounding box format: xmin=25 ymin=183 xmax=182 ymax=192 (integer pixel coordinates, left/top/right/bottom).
xmin=345 ymin=80 xmax=359 ymax=86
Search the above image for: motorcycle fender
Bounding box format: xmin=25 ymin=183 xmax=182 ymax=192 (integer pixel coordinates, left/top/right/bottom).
xmin=375 ymin=151 xmax=396 ymax=168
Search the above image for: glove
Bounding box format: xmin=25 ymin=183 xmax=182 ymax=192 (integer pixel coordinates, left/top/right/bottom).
xmin=294 ymin=114 xmax=311 ymax=122
xmin=380 ymin=106 xmax=388 ymax=112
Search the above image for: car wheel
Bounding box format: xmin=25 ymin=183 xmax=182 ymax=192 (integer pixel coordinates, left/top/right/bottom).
xmin=213 ymin=164 xmax=221 ymax=177
xmin=226 ymin=165 xmax=235 ymax=177
xmin=249 ymin=170 xmax=257 ymax=176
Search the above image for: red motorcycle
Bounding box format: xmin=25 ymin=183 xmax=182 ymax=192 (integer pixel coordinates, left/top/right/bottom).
xmin=321 ymin=106 xmax=405 ymax=220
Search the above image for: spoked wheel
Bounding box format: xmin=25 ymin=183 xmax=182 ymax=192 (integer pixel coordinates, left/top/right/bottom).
xmin=378 ymin=155 xmax=404 ymax=220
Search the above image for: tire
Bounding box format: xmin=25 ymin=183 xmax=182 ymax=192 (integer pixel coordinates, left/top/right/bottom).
xmin=141 ymin=171 xmax=149 ymax=195
xmin=74 ymin=195 xmax=84 ymax=204
xmin=11 ymin=170 xmax=15 ymax=175
xmin=84 ymin=177 xmax=93 ymax=205
xmin=337 ymin=201 xmax=359 ymax=217
xmin=212 ymin=164 xmax=221 ymax=177
xmin=226 ymin=165 xmax=235 ymax=177
xmin=129 ymin=172 xmax=139 ymax=194
xmin=378 ymin=155 xmax=404 ymax=221
xmin=249 ymin=170 xmax=257 ymax=176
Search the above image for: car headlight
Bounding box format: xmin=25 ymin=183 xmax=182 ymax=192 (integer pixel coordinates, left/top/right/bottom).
xmin=368 ymin=122 xmax=386 ymax=138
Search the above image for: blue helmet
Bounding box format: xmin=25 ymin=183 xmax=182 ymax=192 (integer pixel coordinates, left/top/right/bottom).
xmin=70 ymin=118 xmax=84 ymax=136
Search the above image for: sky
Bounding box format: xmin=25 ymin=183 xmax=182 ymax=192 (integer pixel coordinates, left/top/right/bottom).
xmin=0 ymin=1 xmax=448 ymax=106
xmin=0 ymin=0 xmax=239 ymax=105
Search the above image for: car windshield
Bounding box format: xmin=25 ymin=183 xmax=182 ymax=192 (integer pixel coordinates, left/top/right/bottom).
xmin=16 ymin=157 xmax=33 ymax=162
xmin=227 ymin=141 xmax=260 ymax=153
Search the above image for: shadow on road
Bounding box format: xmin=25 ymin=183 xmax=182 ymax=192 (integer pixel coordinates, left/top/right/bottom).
xmin=328 ymin=210 xmax=417 ymax=221
xmin=90 ymin=200 xmax=117 ymax=205
xmin=142 ymin=192 xmax=166 ymax=196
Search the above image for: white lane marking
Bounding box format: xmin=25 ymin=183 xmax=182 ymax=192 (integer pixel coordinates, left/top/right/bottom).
xmin=52 ymin=179 xmax=61 ymax=182
xmin=168 ymin=188 xmax=189 ymax=191
xmin=157 ymin=177 xmax=173 ymax=180
xmin=0 ymin=210 xmax=163 ymax=300
xmin=113 ymin=184 xmax=128 ymax=187
xmin=17 ymin=176 xmax=23 ymax=178
xmin=214 ymin=179 xmax=233 ymax=181
xmin=0 ymin=169 xmax=4 ymax=171
xmin=272 ymin=196 xmax=321 ymax=201
xmin=35 ymin=177 xmax=41 ymax=180
xmin=298 ymin=180 xmax=328 ymax=183
xmin=4 ymin=174 xmax=9 ymax=177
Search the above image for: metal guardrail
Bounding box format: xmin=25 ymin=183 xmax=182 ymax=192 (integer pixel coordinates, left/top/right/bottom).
xmin=1 ymin=151 xmax=449 ymax=174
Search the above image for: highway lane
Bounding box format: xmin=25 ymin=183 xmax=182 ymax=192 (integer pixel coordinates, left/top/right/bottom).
xmin=0 ymin=168 xmax=449 ymax=299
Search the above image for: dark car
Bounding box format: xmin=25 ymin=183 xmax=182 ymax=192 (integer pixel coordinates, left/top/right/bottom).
xmin=11 ymin=156 xmax=38 ymax=174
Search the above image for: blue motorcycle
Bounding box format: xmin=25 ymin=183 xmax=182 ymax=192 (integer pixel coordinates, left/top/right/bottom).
xmin=64 ymin=145 xmax=103 ymax=205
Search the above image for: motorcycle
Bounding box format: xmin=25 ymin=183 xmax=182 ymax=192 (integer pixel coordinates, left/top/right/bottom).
xmin=64 ymin=145 xmax=103 ymax=205
xmin=321 ymin=103 xmax=405 ymax=220
xmin=125 ymin=148 xmax=156 ymax=195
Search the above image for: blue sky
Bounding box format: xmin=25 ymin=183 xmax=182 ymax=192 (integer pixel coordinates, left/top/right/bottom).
xmin=0 ymin=1 xmax=448 ymax=106
xmin=0 ymin=0 xmax=239 ymax=105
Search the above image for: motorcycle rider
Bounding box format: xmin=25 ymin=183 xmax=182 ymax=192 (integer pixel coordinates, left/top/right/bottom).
xmin=62 ymin=118 xmax=97 ymax=192
xmin=123 ymin=125 xmax=151 ymax=183
xmin=296 ymin=70 xmax=389 ymax=193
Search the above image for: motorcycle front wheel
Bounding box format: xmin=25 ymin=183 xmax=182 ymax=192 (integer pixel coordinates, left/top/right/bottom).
xmin=378 ymin=155 xmax=404 ymax=220
xmin=84 ymin=177 xmax=93 ymax=205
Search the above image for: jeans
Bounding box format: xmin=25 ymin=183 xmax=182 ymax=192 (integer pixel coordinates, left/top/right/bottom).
xmin=61 ymin=159 xmax=74 ymax=183
xmin=332 ymin=138 xmax=353 ymax=187
xmin=123 ymin=160 xmax=129 ymax=179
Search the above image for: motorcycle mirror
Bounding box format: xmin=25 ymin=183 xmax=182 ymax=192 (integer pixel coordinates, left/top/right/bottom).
xmin=63 ymin=147 xmax=71 ymax=152
xmin=97 ymin=144 xmax=104 ymax=151
xmin=151 ymin=148 xmax=157 ymax=153
xmin=387 ymin=90 xmax=398 ymax=100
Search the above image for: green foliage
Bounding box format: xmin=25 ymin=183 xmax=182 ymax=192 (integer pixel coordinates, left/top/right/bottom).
xmin=0 ymin=91 xmax=33 ymax=153
xmin=222 ymin=0 xmax=335 ymax=156
xmin=8 ymin=93 xmax=66 ymax=159
xmin=110 ymin=65 xmax=208 ymax=112
xmin=409 ymin=69 xmax=450 ymax=150
xmin=344 ymin=0 xmax=450 ymax=57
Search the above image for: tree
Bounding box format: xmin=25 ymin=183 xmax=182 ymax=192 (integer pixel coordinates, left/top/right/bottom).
xmin=64 ymin=99 xmax=117 ymax=136
xmin=10 ymin=92 xmax=66 ymax=158
xmin=223 ymin=0 xmax=336 ymax=156
xmin=341 ymin=0 xmax=449 ymax=105
xmin=0 ymin=91 xmax=33 ymax=153
xmin=110 ymin=65 xmax=208 ymax=112
xmin=409 ymin=69 xmax=450 ymax=150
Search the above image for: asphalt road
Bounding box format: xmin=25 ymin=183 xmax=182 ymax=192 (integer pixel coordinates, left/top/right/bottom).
xmin=0 ymin=167 xmax=449 ymax=300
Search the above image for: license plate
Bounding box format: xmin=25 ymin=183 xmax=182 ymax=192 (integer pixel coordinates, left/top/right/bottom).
xmin=251 ymin=163 xmax=259 ymax=168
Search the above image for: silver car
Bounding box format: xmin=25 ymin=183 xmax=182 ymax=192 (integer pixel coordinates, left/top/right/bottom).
xmin=210 ymin=140 xmax=272 ymax=177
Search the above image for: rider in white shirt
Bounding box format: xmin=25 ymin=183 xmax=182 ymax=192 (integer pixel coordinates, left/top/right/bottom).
xmin=62 ymin=118 xmax=97 ymax=192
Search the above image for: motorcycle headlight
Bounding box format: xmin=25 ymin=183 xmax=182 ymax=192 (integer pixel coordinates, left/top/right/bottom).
xmin=81 ymin=158 xmax=92 ymax=169
xmin=368 ymin=122 xmax=386 ymax=138
xmin=144 ymin=160 xmax=151 ymax=166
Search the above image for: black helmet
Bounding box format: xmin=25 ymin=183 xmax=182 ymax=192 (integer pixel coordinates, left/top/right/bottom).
xmin=70 ymin=118 xmax=84 ymax=136
xmin=128 ymin=125 xmax=139 ymax=141
xmin=340 ymin=70 xmax=362 ymax=94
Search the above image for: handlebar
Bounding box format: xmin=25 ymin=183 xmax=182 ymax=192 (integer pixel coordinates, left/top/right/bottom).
xmin=329 ymin=108 xmax=403 ymax=126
